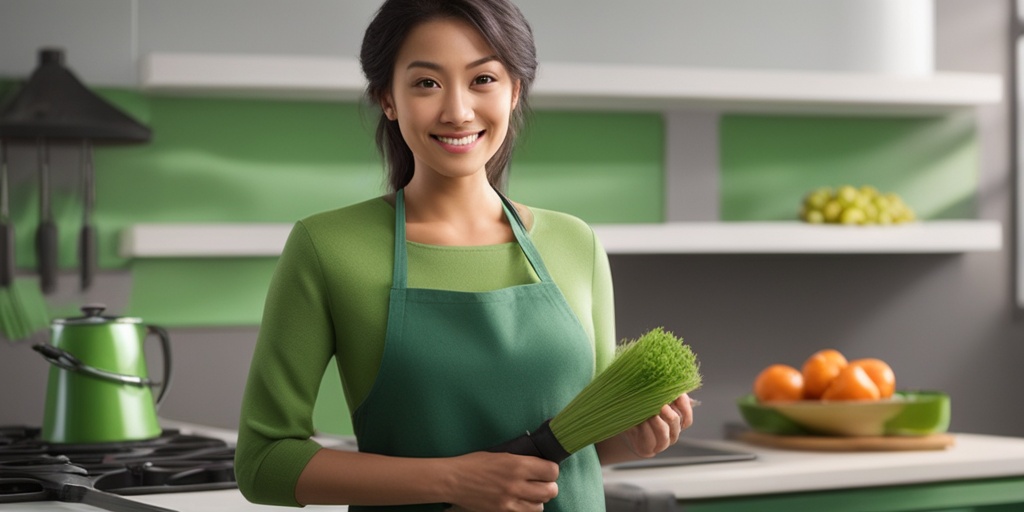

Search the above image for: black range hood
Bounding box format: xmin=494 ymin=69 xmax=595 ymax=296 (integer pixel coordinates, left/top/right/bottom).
xmin=0 ymin=48 xmax=151 ymax=141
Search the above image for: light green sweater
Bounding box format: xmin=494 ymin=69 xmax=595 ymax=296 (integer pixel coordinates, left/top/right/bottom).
xmin=235 ymin=197 xmax=616 ymax=506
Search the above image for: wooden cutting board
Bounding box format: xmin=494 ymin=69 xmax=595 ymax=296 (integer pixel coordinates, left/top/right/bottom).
xmin=737 ymin=431 xmax=955 ymax=451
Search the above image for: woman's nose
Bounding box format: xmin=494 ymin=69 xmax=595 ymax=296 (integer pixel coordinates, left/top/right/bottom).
xmin=440 ymin=89 xmax=474 ymax=125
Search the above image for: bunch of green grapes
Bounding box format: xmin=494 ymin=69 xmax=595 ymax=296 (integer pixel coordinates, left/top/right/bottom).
xmin=800 ymin=185 xmax=916 ymax=225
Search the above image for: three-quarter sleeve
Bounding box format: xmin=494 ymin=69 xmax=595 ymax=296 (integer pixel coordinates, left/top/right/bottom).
xmin=235 ymin=221 xmax=335 ymax=506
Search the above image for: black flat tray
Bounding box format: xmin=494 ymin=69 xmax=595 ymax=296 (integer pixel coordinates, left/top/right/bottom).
xmin=609 ymin=440 xmax=756 ymax=470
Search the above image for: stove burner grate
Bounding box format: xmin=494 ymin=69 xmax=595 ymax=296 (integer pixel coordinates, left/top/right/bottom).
xmin=0 ymin=426 xmax=237 ymax=508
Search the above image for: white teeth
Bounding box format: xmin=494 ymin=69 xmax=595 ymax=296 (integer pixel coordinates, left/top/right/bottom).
xmin=436 ymin=133 xmax=479 ymax=146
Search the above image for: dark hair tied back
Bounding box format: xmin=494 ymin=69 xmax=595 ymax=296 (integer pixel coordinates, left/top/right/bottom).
xmin=360 ymin=0 xmax=537 ymax=192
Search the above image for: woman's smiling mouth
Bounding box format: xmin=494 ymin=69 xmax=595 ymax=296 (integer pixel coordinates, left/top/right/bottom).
xmin=432 ymin=131 xmax=485 ymax=152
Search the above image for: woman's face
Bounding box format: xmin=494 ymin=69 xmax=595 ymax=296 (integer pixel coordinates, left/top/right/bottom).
xmin=384 ymin=18 xmax=520 ymax=184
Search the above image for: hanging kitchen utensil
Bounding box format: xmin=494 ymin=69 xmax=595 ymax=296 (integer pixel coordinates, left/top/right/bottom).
xmin=0 ymin=142 xmax=13 ymax=290
xmin=79 ymin=140 xmax=96 ymax=291
xmin=0 ymin=140 xmax=50 ymax=341
xmin=0 ymin=47 xmax=152 ymax=298
xmin=35 ymin=139 xmax=57 ymax=295
xmin=0 ymin=140 xmax=18 ymax=337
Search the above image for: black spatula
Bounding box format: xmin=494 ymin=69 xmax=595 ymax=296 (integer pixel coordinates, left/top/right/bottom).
xmin=35 ymin=139 xmax=57 ymax=295
xmin=0 ymin=141 xmax=13 ymax=289
xmin=79 ymin=140 xmax=96 ymax=291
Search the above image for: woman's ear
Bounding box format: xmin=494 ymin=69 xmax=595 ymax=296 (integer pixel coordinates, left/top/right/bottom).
xmin=511 ymin=79 xmax=521 ymax=111
xmin=381 ymin=94 xmax=397 ymax=120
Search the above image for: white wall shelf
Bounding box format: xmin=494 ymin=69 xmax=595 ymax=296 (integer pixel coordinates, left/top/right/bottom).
xmin=140 ymin=53 xmax=1003 ymax=115
xmin=132 ymin=53 xmax=1003 ymax=259
xmin=594 ymin=220 xmax=1002 ymax=254
xmin=120 ymin=220 xmax=1002 ymax=258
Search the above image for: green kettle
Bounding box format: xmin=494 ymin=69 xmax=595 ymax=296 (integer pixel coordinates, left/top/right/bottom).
xmin=33 ymin=304 xmax=172 ymax=444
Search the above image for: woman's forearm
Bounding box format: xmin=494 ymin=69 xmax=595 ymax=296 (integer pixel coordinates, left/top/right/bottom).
xmin=294 ymin=447 xmax=560 ymax=509
xmin=295 ymin=448 xmax=455 ymax=506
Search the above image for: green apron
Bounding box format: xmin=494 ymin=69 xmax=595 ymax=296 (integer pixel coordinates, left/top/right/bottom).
xmin=350 ymin=189 xmax=605 ymax=511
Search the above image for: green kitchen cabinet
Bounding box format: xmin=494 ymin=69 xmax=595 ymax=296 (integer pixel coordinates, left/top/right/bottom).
xmin=680 ymin=476 xmax=1024 ymax=512
xmin=602 ymin=434 xmax=1024 ymax=512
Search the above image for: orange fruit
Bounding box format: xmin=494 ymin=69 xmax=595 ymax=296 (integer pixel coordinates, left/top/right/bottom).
xmin=801 ymin=349 xmax=848 ymax=399
xmin=849 ymin=358 xmax=896 ymax=398
xmin=821 ymin=365 xmax=881 ymax=401
xmin=754 ymin=364 xmax=804 ymax=402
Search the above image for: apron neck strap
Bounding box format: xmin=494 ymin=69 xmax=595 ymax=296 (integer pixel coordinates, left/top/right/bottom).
xmin=495 ymin=191 xmax=553 ymax=283
xmin=393 ymin=189 xmax=409 ymax=289
xmin=393 ymin=188 xmax=554 ymax=289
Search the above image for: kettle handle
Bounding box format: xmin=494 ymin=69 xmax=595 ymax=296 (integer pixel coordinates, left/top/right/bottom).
xmin=32 ymin=325 xmax=173 ymax=407
xmin=33 ymin=344 xmax=159 ymax=388
xmin=147 ymin=325 xmax=172 ymax=407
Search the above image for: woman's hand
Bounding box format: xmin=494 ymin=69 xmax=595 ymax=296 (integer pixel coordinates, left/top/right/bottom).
xmin=447 ymin=451 xmax=559 ymax=512
xmin=621 ymin=393 xmax=695 ymax=458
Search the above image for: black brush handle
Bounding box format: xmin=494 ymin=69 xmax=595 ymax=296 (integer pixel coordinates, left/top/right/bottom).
xmin=486 ymin=419 xmax=571 ymax=464
xmin=36 ymin=220 xmax=58 ymax=295
xmin=79 ymin=223 xmax=96 ymax=291
xmin=0 ymin=221 xmax=12 ymax=287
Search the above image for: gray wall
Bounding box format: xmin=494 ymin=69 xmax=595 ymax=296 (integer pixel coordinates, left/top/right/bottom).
xmin=1 ymin=0 xmax=1021 ymax=440
xmin=0 ymin=0 xmax=933 ymax=84
xmin=632 ymin=0 xmax=1019 ymax=438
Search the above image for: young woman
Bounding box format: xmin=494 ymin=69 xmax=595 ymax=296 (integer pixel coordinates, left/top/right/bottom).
xmin=234 ymin=1 xmax=694 ymax=510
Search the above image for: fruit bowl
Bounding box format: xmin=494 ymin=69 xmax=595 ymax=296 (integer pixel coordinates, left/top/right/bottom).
xmin=737 ymin=391 xmax=950 ymax=437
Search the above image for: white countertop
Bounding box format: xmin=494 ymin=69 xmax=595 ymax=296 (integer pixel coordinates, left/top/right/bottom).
xmin=4 ymin=429 xmax=1024 ymax=511
xmin=604 ymin=433 xmax=1024 ymax=500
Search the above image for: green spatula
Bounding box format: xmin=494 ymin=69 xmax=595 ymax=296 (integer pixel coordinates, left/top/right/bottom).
xmin=0 ymin=141 xmax=50 ymax=341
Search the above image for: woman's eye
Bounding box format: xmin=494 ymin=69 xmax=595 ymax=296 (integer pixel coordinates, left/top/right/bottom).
xmin=416 ymin=79 xmax=439 ymax=88
xmin=474 ymin=75 xmax=496 ymax=85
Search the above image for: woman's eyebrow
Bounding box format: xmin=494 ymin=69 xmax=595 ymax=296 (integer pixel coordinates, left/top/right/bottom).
xmin=405 ymin=55 xmax=498 ymax=71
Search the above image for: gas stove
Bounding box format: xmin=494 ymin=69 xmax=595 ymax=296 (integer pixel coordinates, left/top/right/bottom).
xmin=0 ymin=426 xmax=236 ymax=511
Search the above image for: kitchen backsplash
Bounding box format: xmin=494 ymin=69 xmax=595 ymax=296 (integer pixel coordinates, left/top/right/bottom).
xmin=721 ymin=114 xmax=978 ymax=222
xmin=0 ymin=83 xmax=977 ymax=327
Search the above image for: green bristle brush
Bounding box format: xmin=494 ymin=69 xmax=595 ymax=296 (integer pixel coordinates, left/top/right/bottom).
xmin=488 ymin=327 xmax=702 ymax=462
